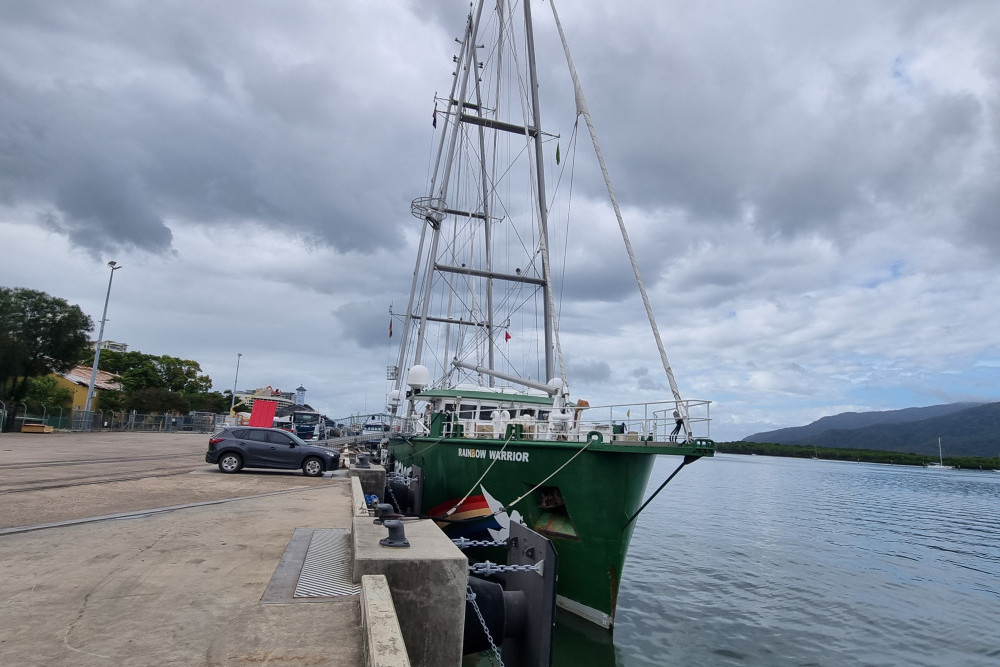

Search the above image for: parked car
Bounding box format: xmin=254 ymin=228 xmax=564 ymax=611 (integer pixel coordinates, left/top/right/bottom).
xmin=206 ymin=426 xmax=340 ymax=477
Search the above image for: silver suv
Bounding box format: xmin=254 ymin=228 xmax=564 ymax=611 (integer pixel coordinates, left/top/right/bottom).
xmin=206 ymin=426 xmax=340 ymax=477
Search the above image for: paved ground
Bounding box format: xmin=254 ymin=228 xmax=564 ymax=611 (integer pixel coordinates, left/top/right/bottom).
xmin=0 ymin=431 xmax=363 ymax=666
xmin=0 ymin=432 xmax=333 ymax=528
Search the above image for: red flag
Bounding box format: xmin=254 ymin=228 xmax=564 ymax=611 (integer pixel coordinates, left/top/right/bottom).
xmin=432 ymin=109 xmax=437 ymax=128
xmin=389 ymin=320 xmax=393 ymax=338
xmin=504 ymin=330 xmax=511 ymax=341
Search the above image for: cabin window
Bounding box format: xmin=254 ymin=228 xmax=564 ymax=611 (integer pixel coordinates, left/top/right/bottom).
xmin=459 ymin=403 xmax=479 ymax=420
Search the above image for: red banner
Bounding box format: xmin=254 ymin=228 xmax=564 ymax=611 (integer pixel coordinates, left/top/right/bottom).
xmin=248 ymin=400 xmax=277 ymax=427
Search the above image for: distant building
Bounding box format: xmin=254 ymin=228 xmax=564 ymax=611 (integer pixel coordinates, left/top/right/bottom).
xmin=232 ymin=385 xmax=295 ymax=412
xmin=54 ymin=365 xmax=124 ymax=410
xmin=90 ymin=340 xmax=129 ymax=353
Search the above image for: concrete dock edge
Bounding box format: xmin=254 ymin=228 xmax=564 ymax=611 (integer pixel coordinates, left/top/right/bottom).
xmin=361 ymin=575 xmax=412 ymax=667
xmin=352 ymin=475 xmax=369 ymax=516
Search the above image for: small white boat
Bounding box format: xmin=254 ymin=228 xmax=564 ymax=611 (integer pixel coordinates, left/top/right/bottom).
xmin=925 ymin=437 xmax=954 ymax=470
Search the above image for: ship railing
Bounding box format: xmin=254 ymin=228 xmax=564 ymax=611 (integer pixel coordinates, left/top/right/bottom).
xmin=391 ymin=398 xmax=711 ymax=443
xmin=570 ymin=397 xmax=711 ymax=444
xmin=390 ymin=414 xmax=423 ymax=437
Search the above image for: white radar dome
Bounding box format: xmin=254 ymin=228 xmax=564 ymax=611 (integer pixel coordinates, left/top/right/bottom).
xmin=407 ymin=365 xmax=430 ymax=390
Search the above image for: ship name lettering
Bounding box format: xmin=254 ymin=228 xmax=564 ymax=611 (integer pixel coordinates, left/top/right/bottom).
xmin=458 ymin=448 xmax=488 ymax=459
xmin=487 ymin=449 xmax=529 ymax=463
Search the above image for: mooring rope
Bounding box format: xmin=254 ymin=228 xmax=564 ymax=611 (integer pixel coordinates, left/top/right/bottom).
xmin=442 ymin=429 xmax=517 ymax=517
xmin=504 ymin=433 xmax=596 ymax=510
xmin=622 ymin=454 xmax=700 ymax=529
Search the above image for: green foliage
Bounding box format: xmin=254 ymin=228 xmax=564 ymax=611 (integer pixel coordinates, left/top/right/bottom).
xmin=97 ymin=389 xmax=126 ymax=412
xmin=186 ymin=391 xmax=230 ymax=414
xmin=716 ymin=441 xmax=1000 ymax=470
xmin=25 ymin=375 xmax=74 ymax=409
xmin=157 ymin=355 xmax=212 ymax=395
xmin=96 ymin=349 xmax=219 ymax=413
xmin=0 ymin=287 xmax=93 ymax=402
xmin=119 ymin=364 xmax=166 ymax=392
xmin=126 ymin=388 xmax=190 ymax=414
xmin=98 ymin=350 xmax=212 ymax=395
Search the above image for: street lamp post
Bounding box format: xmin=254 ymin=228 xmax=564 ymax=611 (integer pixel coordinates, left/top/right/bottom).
xmin=84 ymin=261 xmax=123 ymax=415
xmin=230 ymin=353 xmax=243 ymax=414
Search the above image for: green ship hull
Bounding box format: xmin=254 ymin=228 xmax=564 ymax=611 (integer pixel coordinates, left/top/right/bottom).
xmin=387 ymin=431 xmax=714 ymax=628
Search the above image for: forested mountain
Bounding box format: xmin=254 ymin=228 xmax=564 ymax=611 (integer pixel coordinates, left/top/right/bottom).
xmin=744 ymin=402 xmax=1000 ymax=457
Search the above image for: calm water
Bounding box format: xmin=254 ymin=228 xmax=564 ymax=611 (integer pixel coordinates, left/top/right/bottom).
xmin=553 ymin=454 xmax=1000 ymax=666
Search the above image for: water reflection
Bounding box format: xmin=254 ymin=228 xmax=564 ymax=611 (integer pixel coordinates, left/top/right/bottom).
xmin=552 ymin=609 xmax=622 ymax=666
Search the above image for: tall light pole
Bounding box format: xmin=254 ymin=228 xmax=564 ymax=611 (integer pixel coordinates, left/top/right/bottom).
xmin=230 ymin=353 xmax=243 ymax=414
xmin=84 ymin=261 xmax=123 ymax=414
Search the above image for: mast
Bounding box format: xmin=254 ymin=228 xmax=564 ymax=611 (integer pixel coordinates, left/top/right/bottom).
xmin=413 ymin=6 xmax=483 ymax=376
xmin=471 ymin=7 xmax=496 ymax=386
xmin=522 ymin=0 xmax=556 ymax=383
xmin=396 ymin=0 xmax=561 ymax=397
xmin=392 ymin=12 xmax=478 ymax=411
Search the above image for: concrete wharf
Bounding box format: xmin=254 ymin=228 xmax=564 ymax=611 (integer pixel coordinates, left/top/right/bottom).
xmin=0 ymin=431 xmax=457 ymax=666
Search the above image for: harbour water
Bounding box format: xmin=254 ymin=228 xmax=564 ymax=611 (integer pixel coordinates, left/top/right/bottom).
xmin=553 ymin=453 xmax=1000 ymax=666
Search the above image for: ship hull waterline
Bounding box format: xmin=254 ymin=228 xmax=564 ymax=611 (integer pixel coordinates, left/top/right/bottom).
xmin=387 ymin=433 xmax=713 ymax=628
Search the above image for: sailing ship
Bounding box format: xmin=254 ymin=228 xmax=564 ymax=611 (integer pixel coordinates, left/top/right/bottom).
xmin=924 ymin=437 xmax=954 ymax=470
xmin=382 ymin=0 xmax=714 ymax=630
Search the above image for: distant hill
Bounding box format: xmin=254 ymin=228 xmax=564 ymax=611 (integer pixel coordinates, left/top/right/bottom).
xmin=743 ymin=402 xmax=1000 ymax=457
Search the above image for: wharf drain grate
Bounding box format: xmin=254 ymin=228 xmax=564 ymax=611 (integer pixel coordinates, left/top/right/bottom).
xmin=261 ymin=527 xmax=360 ymax=603
xmin=294 ymin=529 xmax=360 ymax=598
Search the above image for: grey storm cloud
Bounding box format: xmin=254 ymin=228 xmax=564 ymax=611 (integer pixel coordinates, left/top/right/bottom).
xmin=565 ymin=358 xmax=612 ymax=384
xmin=547 ymin=0 xmax=1000 ymax=255
xmin=4 ymin=0 xmax=997 ymax=263
xmin=333 ymin=300 xmax=391 ymax=351
xmin=0 ymin=0 xmax=436 ymax=256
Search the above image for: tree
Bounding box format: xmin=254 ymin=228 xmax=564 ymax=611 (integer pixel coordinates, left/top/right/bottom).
xmin=126 ymin=388 xmax=190 ymax=414
xmin=99 ymin=350 xmax=212 ymax=395
xmin=97 ymin=389 xmax=126 ymax=412
xmin=187 ymin=391 xmax=230 ymax=414
xmin=0 ymin=287 xmax=93 ymax=405
xmin=95 ymin=350 xmax=225 ymax=415
xmin=157 ymin=355 xmax=212 ymax=395
xmin=119 ymin=363 xmax=166 ymax=393
xmin=24 ymin=375 xmax=74 ymax=410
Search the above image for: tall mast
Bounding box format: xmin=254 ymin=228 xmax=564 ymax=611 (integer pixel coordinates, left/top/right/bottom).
xmin=472 ymin=10 xmax=495 ymax=385
xmin=414 ymin=6 xmax=483 ymax=375
xmin=523 ymin=0 xmax=556 ymax=383
xmin=391 ymin=11 xmax=478 ymax=410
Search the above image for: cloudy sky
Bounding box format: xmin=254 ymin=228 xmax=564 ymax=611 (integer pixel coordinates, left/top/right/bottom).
xmin=1 ymin=0 xmax=998 ymax=441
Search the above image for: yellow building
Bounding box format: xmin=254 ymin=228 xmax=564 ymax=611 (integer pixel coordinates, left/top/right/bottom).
xmin=54 ymin=365 xmax=123 ymax=410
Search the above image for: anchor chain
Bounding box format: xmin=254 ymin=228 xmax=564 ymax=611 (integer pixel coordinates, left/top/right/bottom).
xmin=452 ymin=538 xmax=507 ymax=549
xmin=466 ymin=585 xmax=504 ymax=667
xmin=385 ymin=473 xmax=408 ymax=512
xmin=468 ymin=561 xmax=541 ymax=576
